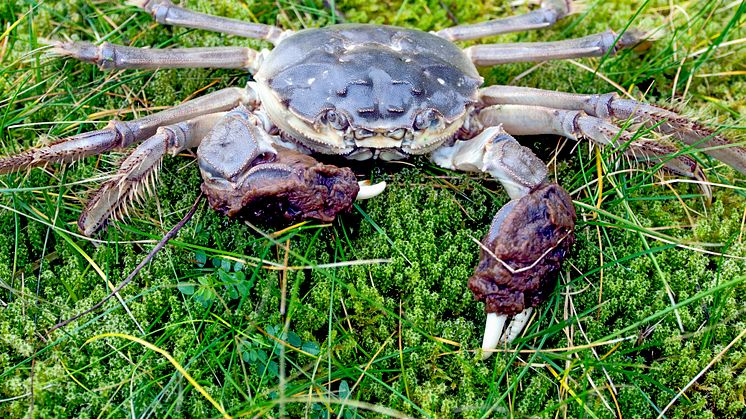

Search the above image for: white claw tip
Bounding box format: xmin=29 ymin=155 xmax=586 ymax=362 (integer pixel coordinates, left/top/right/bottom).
xmin=356 ymin=180 xmax=387 ymax=200
xmin=504 ymin=307 xmax=533 ymax=344
xmin=481 ymin=313 xmax=507 ymax=360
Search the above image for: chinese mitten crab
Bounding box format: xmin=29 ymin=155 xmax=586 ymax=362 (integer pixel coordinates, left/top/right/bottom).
xmin=2 ymin=0 xmax=745 ymax=359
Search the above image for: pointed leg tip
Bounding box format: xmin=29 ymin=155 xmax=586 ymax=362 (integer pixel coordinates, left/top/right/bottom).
xmin=77 ymin=215 xmax=100 ymax=237
xmin=45 ymin=39 xmax=70 ymax=55
xmin=47 ymin=40 xmax=100 ymax=63
xmin=694 ymin=170 xmax=713 ymax=205
xmin=78 ymin=183 xmax=119 ymax=237
xmin=606 ymin=28 xmax=658 ymax=53
xmin=541 ymin=0 xmax=586 ymax=15
xmin=568 ymin=0 xmax=588 ymax=14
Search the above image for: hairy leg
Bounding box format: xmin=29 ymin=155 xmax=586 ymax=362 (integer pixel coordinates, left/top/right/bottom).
xmin=79 ymin=113 xmax=225 ymax=235
xmin=480 ymin=85 xmax=746 ymax=174
xmin=479 ymin=104 xmax=710 ymax=197
xmin=0 ymin=87 xmax=255 ymax=174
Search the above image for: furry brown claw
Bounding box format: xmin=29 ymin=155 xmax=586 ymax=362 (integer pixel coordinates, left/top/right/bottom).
xmin=202 ymin=146 xmax=360 ymax=224
xmin=469 ymin=183 xmax=576 ymax=315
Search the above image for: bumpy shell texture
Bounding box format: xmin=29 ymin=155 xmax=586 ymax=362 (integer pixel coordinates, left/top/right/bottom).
xmin=256 ymin=24 xmax=482 ymax=130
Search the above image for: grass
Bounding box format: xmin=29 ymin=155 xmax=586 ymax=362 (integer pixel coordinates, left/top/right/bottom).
xmin=1 ymin=0 xmax=745 ymax=417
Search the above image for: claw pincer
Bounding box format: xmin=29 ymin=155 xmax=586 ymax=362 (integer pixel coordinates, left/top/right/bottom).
xmin=470 ymin=183 xmax=575 ymax=357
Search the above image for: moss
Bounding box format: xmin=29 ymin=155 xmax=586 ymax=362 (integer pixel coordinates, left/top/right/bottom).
xmin=1 ymin=0 xmax=745 ymax=417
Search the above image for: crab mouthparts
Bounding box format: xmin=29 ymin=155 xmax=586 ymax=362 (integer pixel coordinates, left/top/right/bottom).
xmin=353 ymin=136 xmax=403 ymax=148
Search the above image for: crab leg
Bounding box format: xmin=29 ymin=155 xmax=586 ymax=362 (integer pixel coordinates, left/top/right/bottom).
xmin=480 ymin=86 xmax=746 ymax=174
xmin=480 ymin=104 xmax=715 ymax=198
xmin=431 ymin=127 xmax=576 ymax=359
xmin=51 ymin=41 xmax=261 ymax=72
xmin=0 ymin=87 xmax=254 ymax=174
xmin=129 ymin=0 xmax=292 ymax=45
xmin=435 ymin=0 xmax=581 ymax=41
xmin=464 ymin=29 xmax=647 ymax=66
xmin=79 ymin=113 xmax=225 ymax=235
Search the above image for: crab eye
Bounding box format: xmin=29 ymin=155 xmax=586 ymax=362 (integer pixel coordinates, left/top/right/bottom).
xmin=414 ymin=109 xmax=444 ymax=131
xmin=322 ymin=109 xmax=349 ymax=130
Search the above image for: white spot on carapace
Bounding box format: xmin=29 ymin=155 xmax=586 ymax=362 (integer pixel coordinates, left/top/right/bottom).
xmin=307 ymin=77 xmax=316 ymax=85
xmin=437 ymin=78 xmax=445 ymax=85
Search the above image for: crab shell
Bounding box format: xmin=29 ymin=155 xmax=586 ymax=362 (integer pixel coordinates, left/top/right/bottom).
xmin=253 ymin=24 xmax=483 ymax=160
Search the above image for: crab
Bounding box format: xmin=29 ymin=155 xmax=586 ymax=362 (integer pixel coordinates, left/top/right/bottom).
xmin=2 ymin=0 xmax=744 ymax=360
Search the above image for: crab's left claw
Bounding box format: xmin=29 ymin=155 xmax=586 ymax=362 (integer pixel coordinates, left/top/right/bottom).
xmin=431 ymin=128 xmax=577 ymax=359
xmin=469 ymin=183 xmax=576 ymax=359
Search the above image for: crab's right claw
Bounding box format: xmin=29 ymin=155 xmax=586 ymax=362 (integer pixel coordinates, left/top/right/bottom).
xmin=469 ymin=183 xmax=576 ymax=359
xmin=202 ymin=145 xmax=360 ymax=224
xmin=197 ymin=109 xmax=360 ymax=223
